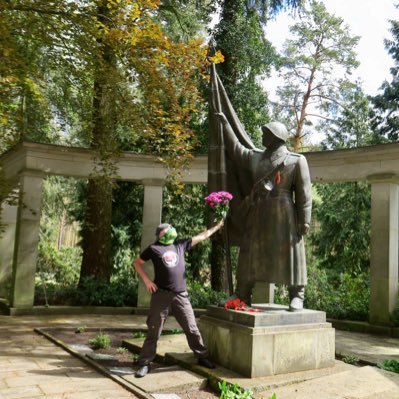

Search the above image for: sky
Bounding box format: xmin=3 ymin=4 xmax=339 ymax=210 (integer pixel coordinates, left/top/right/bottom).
xmin=265 ymin=0 xmax=399 ymax=96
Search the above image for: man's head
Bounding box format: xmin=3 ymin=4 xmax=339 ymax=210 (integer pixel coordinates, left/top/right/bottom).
xmin=155 ymin=223 xmax=177 ymax=245
xmin=261 ymin=122 xmax=289 ymax=148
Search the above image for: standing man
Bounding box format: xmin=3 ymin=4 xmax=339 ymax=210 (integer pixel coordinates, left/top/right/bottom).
xmin=134 ymin=220 xmax=224 ymax=378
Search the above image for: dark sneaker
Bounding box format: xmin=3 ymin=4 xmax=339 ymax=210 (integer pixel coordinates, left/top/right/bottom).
xmin=198 ymin=357 xmax=216 ymax=369
xmin=135 ymin=365 xmax=149 ymax=378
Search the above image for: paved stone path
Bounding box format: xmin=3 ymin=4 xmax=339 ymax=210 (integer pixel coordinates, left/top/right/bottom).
xmin=0 ymin=316 xmax=144 ymax=399
xmin=2 ymin=314 xmax=399 ymax=399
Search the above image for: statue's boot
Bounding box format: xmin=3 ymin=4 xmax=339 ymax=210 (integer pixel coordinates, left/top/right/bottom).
xmin=288 ymin=285 xmax=305 ymax=312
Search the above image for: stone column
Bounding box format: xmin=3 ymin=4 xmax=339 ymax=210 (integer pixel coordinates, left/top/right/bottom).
xmin=137 ymin=179 xmax=164 ymax=308
xmin=368 ymin=174 xmax=399 ymax=325
xmin=10 ymin=171 xmax=44 ymax=308
xmin=0 ymin=201 xmax=18 ymax=300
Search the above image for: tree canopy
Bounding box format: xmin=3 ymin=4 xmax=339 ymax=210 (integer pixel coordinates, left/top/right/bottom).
xmin=270 ymin=0 xmax=360 ymax=150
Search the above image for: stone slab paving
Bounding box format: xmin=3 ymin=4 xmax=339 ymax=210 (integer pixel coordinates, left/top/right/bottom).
xmin=2 ymin=314 xmax=399 ymax=399
xmin=123 ymin=365 xmax=206 ymax=393
xmin=335 ymin=329 xmax=399 ymax=363
xmin=255 ymin=365 xmax=399 ymax=399
xmin=0 ymin=316 xmax=145 ymax=399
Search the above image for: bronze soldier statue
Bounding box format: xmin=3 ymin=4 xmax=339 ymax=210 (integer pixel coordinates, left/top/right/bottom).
xmin=215 ymin=113 xmax=312 ymax=311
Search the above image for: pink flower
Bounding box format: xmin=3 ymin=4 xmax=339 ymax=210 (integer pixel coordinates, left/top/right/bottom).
xmin=204 ymin=191 xmax=233 ymax=220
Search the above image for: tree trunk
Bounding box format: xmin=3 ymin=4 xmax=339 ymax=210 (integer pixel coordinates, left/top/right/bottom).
xmin=79 ymin=2 xmax=116 ymax=285
xmin=80 ymin=177 xmax=113 ymax=282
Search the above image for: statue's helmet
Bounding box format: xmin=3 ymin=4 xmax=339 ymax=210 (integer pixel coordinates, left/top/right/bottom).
xmin=261 ymin=122 xmax=289 ymax=142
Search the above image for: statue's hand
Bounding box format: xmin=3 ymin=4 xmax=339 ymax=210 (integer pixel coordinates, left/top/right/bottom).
xmin=297 ymin=223 xmax=310 ymax=236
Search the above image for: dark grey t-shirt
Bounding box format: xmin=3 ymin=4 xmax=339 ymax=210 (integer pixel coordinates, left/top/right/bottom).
xmin=140 ymin=239 xmax=192 ymax=293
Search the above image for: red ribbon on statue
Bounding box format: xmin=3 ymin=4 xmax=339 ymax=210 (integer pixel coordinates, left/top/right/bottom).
xmin=276 ymin=170 xmax=281 ymax=185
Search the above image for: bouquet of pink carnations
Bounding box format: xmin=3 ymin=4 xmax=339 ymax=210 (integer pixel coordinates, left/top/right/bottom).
xmin=204 ymin=191 xmax=233 ymax=220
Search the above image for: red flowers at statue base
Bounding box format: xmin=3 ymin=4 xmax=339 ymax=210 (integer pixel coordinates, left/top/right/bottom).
xmin=224 ymin=298 xmax=247 ymax=310
xmin=224 ymin=298 xmax=263 ymax=312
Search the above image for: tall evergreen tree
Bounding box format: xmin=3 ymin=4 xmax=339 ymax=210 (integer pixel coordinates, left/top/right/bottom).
xmin=372 ymin=5 xmax=399 ymax=142
xmin=311 ymin=84 xmax=374 ymax=276
xmin=271 ymin=0 xmax=359 ymax=151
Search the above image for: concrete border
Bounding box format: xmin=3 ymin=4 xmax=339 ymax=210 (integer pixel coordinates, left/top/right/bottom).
xmin=7 ymin=305 xmax=207 ymax=317
xmin=35 ymin=327 xmax=153 ymax=399
xmin=329 ymin=319 xmax=399 ymax=338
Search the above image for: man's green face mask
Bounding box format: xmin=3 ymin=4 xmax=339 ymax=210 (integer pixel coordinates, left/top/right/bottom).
xmin=159 ymin=227 xmax=177 ymax=245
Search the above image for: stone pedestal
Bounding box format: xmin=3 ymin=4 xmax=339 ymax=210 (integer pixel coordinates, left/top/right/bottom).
xmin=199 ymin=304 xmax=335 ymax=378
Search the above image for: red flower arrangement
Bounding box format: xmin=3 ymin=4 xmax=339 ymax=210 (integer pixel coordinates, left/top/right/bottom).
xmin=224 ymin=298 xmax=247 ymax=310
xmin=224 ymin=297 xmax=263 ymax=313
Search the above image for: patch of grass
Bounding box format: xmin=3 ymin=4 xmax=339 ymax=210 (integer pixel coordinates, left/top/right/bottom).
xmin=132 ymin=331 xmax=146 ymax=339
xmin=377 ymin=359 xmax=399 ymax=373
xmin=89 ymin=332 xmax=111 ymax=349
xmin=132 ymin=353 xmax=139 ymax=362
xmin=75 ymin=326 xmax=87 ymax=334
xmin=116 ymin=346 xmax=128 ymax=354
xmin=162 ymin=328 xmax=183 ymax=335
xmin=342 ymin=355 xmax=360 ymax=365
xmin=218 ymin=380 xmax=253 ymax=399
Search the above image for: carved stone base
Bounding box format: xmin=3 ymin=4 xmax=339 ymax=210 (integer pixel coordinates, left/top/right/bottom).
xmin=198 ymin=304 xmax=335 ymax=378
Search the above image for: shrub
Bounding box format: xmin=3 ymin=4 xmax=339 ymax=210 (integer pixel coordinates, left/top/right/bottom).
xmin=132 ymin=331 xmax=146 ymax=339
xmin=74 ymin=276 xmax=138 ymax=307
xmin=37 ymin=242 xmax=81 ymax=286
xmin=218 ymin=381 xmax=253 ymax=399
xmin=89 ymin=332 xmax=110 ymax=349
xmin=187 ymin=281 xmax=228 ymax=308
xmin=35 ymin=276 xmax=138 ymax=307
xmin=304 ymin=261 xmax=369 ymax=321
xmin=342 ymin=355 xmax=359 ymax=365
xmin=377 ymin=359 xmax=399 ymax=373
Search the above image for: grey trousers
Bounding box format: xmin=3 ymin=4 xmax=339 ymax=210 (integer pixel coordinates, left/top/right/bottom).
xmin=138 ymin=290 xmax=208 ymax=366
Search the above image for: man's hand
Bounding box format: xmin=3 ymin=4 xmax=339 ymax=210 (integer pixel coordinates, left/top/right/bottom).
xmin=134 ymin=256 xmax=158 ymax=294
xmin=144 ymin=279 xmax=158 ymax=294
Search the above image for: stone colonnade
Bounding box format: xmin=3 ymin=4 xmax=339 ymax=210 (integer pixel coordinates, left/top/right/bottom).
xmin=0 ymin=143 xmax=207 ymax=310
xmin=1 ymin=141 xmax=399 ymax=325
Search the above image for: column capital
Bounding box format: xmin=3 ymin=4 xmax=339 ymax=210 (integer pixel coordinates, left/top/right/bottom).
xmin=367 ymin=173 xmax=399 ymax=183
xmin=141 ymin=178 xmax=165 ymax=186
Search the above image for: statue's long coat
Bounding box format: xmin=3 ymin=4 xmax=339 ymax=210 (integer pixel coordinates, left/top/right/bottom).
xmin=208 ymin=67 xmax=312 ymax=288
xmin=224 ymin=130 xmax=312 ymax=286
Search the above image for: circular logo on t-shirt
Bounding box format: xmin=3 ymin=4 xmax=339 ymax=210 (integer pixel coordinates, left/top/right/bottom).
xmin=162 ymin=250 xmax=179 ymax=268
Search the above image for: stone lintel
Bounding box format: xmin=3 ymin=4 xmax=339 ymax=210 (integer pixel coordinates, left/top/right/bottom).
xmin=367 ymin=173 xmax=399 ymax=183
xmin=141 ymin=178 xmax=165 ymax=186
